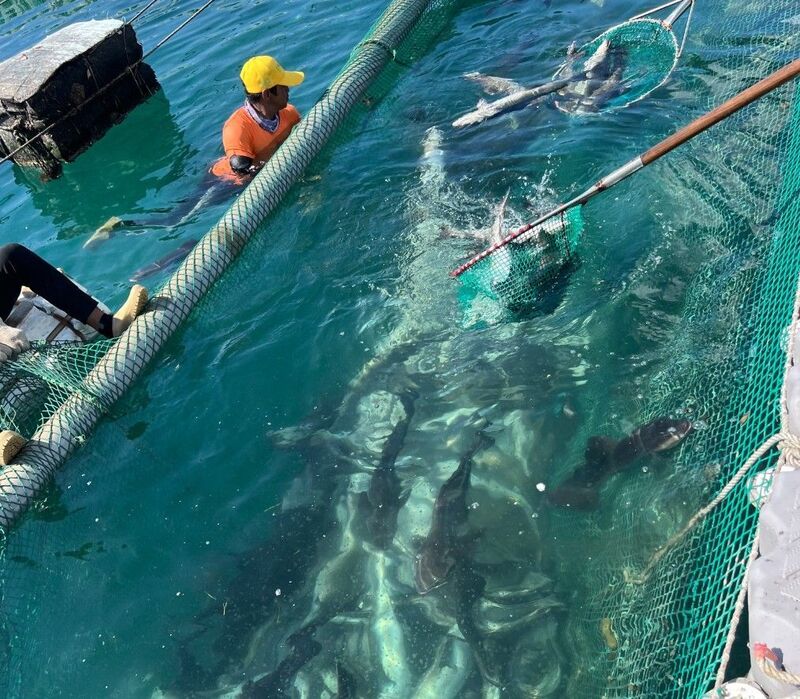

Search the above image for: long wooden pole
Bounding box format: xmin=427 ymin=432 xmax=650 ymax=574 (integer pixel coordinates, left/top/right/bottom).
xmin=453 ymin=58 xmax=800 ymax=277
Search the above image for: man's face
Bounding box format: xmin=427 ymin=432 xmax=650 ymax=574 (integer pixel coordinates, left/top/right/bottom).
xmin=265 ymin=84 xmax=290 ymax=109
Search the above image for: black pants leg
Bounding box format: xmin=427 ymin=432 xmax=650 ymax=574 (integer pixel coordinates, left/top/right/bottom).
xmin=0 ymin=244 xmax=100 ymax=325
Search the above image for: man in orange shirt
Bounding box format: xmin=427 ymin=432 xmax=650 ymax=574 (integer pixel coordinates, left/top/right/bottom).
xmin=87 ymin=55 xmax=305 ymax=252
xmin=211 ymin=55 xmax=304 ymax=182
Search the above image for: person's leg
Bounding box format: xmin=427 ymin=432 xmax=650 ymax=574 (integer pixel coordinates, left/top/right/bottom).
xmin=0 ymin=244 xmax=147 ymax=338
xmin=0 ymin=244 xmax=25 ymax=320
xmin=86 ymin=285 xmax=148 ymax=337
xmin=87 ymin=179 xmax=242 ymax=249
xmin=2 ymin=243 xmax=103 ymax=323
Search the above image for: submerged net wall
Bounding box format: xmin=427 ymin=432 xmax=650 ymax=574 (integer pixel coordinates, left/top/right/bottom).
xmin=0 ymin=0 xmax=459 ymax=535
xmin=550 ymin=8 xmax=800 ymax=696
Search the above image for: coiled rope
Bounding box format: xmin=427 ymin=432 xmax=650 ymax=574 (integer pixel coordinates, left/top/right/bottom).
xmin=752 ymin=644 xmax=800 ymax=687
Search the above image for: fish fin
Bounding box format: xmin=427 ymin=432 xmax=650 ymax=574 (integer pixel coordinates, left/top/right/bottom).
xmin=488 ymin=190 xmax=510 ymax=245
xmin=446 ymin=626 xmax=466 ymax=641
xmin=398 ymin=489 xmax=411 ymax=506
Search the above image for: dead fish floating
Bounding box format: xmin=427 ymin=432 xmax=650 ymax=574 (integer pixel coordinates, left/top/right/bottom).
xmin=548 ymin=417 xmax=693 ymax=510
xmin=453 ymin=39 xmax=629 ymax=128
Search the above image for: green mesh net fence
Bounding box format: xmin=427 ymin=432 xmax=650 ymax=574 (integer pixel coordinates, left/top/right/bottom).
xmin=546 ymin=17 xmax=800 ymax=699
xmin=0 ymin=339 xmax=114 ymax=439
xmin=0 ymin=0 xmax=798 ymax=696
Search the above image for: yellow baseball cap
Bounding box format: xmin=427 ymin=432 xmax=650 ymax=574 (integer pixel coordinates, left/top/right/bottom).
xmin=240 ymin=55 xmax=304 ymax=93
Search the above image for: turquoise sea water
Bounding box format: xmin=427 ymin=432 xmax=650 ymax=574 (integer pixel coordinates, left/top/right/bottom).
xmin=0 ymin=0 xmax=798 ymax=696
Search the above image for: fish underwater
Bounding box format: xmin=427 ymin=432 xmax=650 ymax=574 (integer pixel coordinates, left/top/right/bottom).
xmin=130 ymin=238 xmax=197 ymax=282
xmin=161 ymin=123 xmax=582 ymax=698
xmin=548 ymin=417 xmax=694 ymax=510
xmin=453 ymin=39 xmax=629 ymax=128
xmin=358 ymin=390 xmax=416 ymax=550
xmin=410 ymin=635 xmax=472 ymax=698
xmin=239 ymin=624 xmax=322 ymax=698
xmin=166 ymin=493 xmax=334 ymax=696
xmin=414 ymin=429 xmax=492 ymax=595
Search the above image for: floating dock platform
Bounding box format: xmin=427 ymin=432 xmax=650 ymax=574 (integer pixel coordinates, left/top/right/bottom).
xmin=0 ymin=19 xmax=159 ymax=179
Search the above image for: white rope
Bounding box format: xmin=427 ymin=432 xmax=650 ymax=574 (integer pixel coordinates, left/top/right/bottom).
xmin=633 ymin=272 xmax=800 ymax=591
xmin=714 ymin=530 xmax=761 ymax=687
xmin=754 ymin=646 xmax=800 ymax=686
xmin=629 ymin=431 xmax=787 ymax=584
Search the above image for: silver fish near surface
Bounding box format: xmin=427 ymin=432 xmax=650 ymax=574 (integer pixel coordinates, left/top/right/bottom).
xmin=452 ymin=77 xmax=572 ymax=128
xmin=554 ymin=39 xmax=628 ymax=114
xmin=453 ymin=39 xmax=630 ymax=127
xmin=453 ymin=43 xmax=581 ymax=127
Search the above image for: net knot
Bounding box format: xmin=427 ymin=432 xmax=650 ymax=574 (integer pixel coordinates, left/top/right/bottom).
xmin=358 ymin=38 xmax=397 ymax=60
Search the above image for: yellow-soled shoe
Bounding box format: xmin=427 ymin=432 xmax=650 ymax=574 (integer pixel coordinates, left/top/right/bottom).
xmin=112 ymin=285 xmax=148 ymax=337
